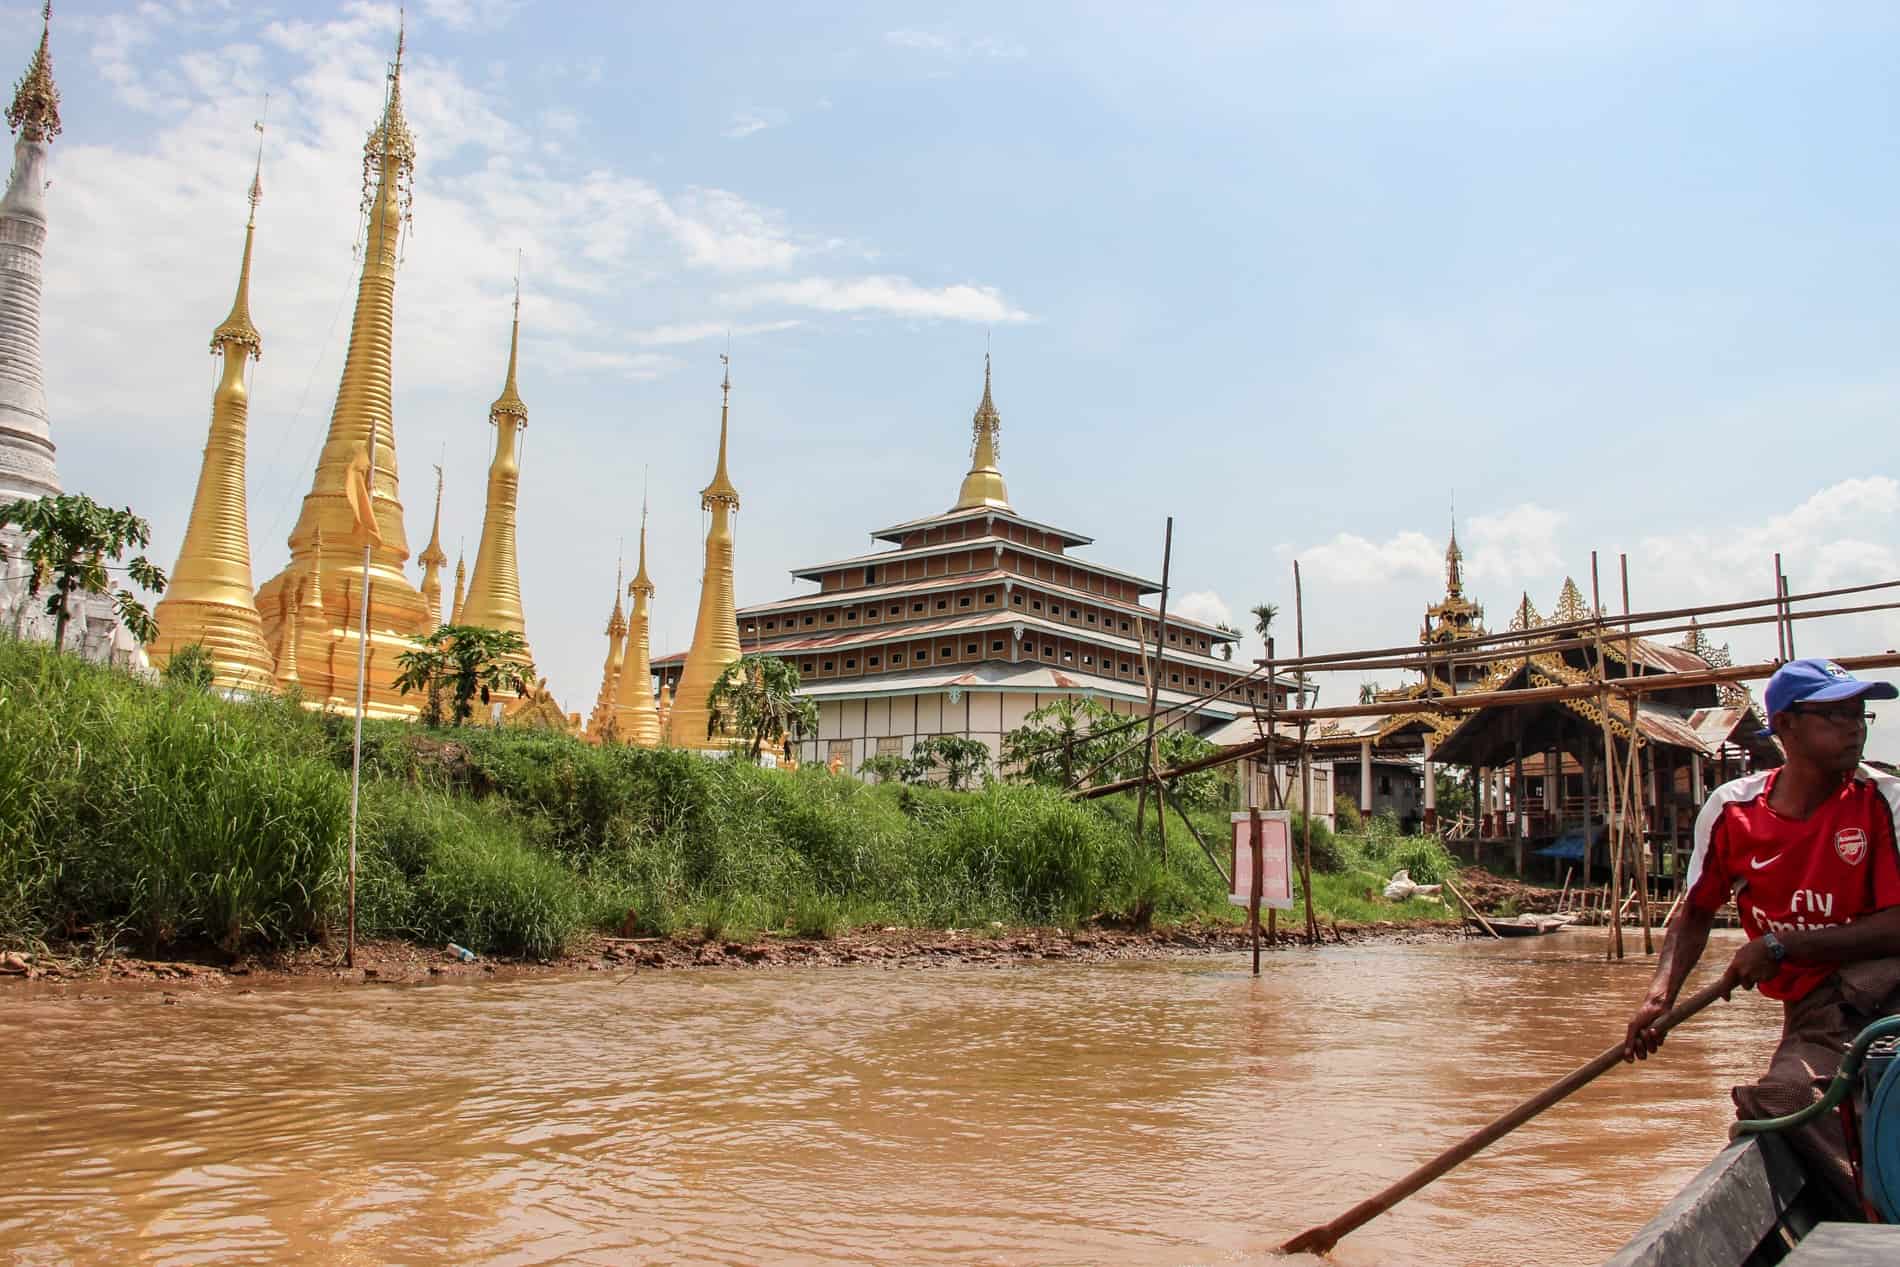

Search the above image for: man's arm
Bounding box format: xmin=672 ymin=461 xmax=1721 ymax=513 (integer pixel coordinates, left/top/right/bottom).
xmin=1773 ymin=905 xmax=1900 ymax=967
xmin=1623 ymin=903 xmax=1717 ymax=1062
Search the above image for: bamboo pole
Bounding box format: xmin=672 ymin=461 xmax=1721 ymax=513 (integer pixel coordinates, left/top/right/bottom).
xmin=1295 ymin=560 xmax=1317 ymax=946
xmin=1263 ymin=634 xmax=1279 ymax=948
xmin=1592 ymin=555 xmax=1625 ymax=961
xmin=1621 ymin=556 xmax=1655 ymax=953
xmin=1774 ymin=554 xmax=1789 ymax=662
xmin=1248 ymin=804 xmax=1263 ymax=976
xmin=1443 ymin=876 xmax=1502 ymax=939
xmin=1134 ymin=517 xmax=1173 ymax=844
xmin=346 ymin=540 xmax=372 ymax=970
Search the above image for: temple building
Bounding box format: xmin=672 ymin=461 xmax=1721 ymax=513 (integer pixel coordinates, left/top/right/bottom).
xmin=0 ymin=8 xmax=142 ymax=664
xmin=253 ymin=24 xmax=429 ymax=717
xmin=664 ymin=360 xmax=744 ymax=750
xmin=457 ymin=288 xmax=535 ymax=682
xmin=657 ymin=359 xmax=1261 ymax=774
xmin=149 ymin=142 xmax=277 ymax=691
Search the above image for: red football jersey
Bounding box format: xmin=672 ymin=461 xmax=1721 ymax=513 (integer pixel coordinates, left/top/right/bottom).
xmin=1684 ymin=766 xmax=1900 ymax=1001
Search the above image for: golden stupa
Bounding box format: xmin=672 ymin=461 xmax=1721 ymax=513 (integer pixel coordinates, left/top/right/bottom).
xmin=149 ymin=139 xmax=277 ymax=692
xmin=614 ymin=501 xmax=663 ymax=747
xmin=455 ymin=285 xmax=534 ymax=682
xmin=253 ymin=24 xmax=428 ymax=717
xmin=584 ymin=562 xmax=626 ymax=742
xmin=953 ymin=354 xmax=1010 ymax=512
xmin=665 ymin=362 xmax=743 ymax=750
xmin=449 ymin=549 xmax=466 ymax=623
xmin=417 ymin=464 xmax=447 ymax=627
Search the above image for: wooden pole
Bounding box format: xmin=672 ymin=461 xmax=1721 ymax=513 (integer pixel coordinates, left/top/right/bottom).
xmin=1279 ymin=972 xmax=1738 ymax=1256
xmin=1773 ymin=554 xmax=1788 ymax=662
xmin=1592 ymin=553 xmax=1625 ymax=961
xmin=1295 ymin=560 xmax=1317 ymax=946
xmin=1135 ymin=517 xmax=1174 ymax=842
xmin=1263 ymin=634 xmax=1279 ymax=947
xmin=1443 ymin=875 xmax=1502 ymax=939
xmin=1621 ymin=556 xmax=1655 ymax=953
xmin=1249 ymin=804 xmax=1264 ymax=976
xmin=1558 ymin=866 xmax=1574 ymax=913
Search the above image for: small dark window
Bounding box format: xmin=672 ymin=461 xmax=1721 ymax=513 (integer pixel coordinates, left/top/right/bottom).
xmin=803 ymin=615 xmax=815 ymax=627
xmin=1119 ymin=620 xmax=1130 ymax=631
xmin=1167 ymin=631 xmax=1178 ymax=644
xmin=844 ymin=658 xmax=857 ymax=669
xmin=869 ymin=654 xmax=881 ymax=667
xmin=1032 ymin=600 xmax=1043 ymax=612
xmin=892 ymin=652 xmax=905 ymax=664
xmin=959 ymin=596 xmax=971 ymax=608
xmin=1170 ymin=672 xmax=1181 ymax=684
xmin=990 ymin=639 xmax=1004 ymax=652
xmin=1042 ymin=645 xmax=1055 ymax=659
xmin=941 ymin=644 xmax=955 ymax=658
xmin=1082 ymin=655 xmax=1093 ymax=666
xmin=984 ymin=593 xmax=997 ymax=605
xmin=846 ymin=609 xmax=858 ymax=622
xmin=764 ymin=619 xmax=776 ymax=631
xmin=965 ymin=642 xmax=978 ymax=655
xmin=890 ymin=604 xmax=902 ymax=617
xmin=802 ymin=661 xmax=815 ymax=672
xmin=864 ymin=566 xmax=877 ymax=585
xmin=1086 ymin=612 xmax=1096 ymax=624
xmin=1379 ymin=775 xmax=1392 ymax=795
xmin=912 ymin=602 xmax=925 ymax=613
xmin=823 ymin=660 xmax=835 ymax=672
xmin=1012 ymin=593 xmax=1024 ymax=606
xmin=1063 ymin=650 xmax=1074 ymax=663
xmin=1120 ymin=662 xmax=1132 ymax=674
xmin=936 ymin=599 xmax=948 ymax=611
xmin=1068 ymin=608 xmax=1079 ymax=619
xmin=824 ymin=612 xmax=836 ymax=624
xmin=917 ymin=648 xmax=929 ymax=662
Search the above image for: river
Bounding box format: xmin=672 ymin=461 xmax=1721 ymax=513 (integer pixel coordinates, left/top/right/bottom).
xmin=0 ymin=932 xmax=1779 ymax=1266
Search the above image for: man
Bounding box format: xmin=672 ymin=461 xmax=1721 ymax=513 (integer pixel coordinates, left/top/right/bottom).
xmin=1623 ymin=658 xmax=1900 ymax=1213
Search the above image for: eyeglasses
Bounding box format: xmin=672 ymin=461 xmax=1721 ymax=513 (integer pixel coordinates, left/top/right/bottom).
xmin=1789 ymin=704 xmax=1876 ymax=727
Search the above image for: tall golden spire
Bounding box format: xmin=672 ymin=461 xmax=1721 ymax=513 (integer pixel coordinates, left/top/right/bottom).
xmin=615 ymin=493 xmax=662 ymax=746
xmin=450 ymin=548 xmax=467 ymax=623
xmin=457 ymin=279 xmax=534 ymax=674
xmin=6 ymin=4 xmax=60 ymax=144
xmin=150 ymin=121 xmax=277 ymax=692
xmin=585 ymin=560 xmax=627 ymax=741
xmin=953 ymin=353 xmax=1011 ymax=512
xmin=667 ymin=358 xmax=744 ymax=748
xmin=417 ymin=463 xmax=447 ymax=626
xmin=252 ymin=18 xmax=427 ymax=717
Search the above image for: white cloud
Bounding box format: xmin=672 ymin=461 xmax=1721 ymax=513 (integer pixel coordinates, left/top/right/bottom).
xmin=734 ymin=275 xmax=1031 ymax=323
xmin=724 ymin=107 xmax=788 ymax=140
xmin=1279 ymin=529 xmax=1441 ymax=586
xmin=628 ymin=320 xmax=803 ymax=347
xmin=1464 ymin=502 xmax=1566 ymax=583
xmin=885 ymin=29 xmax=1026 ymax=59
xmin=418 ymin=0 xmax=522 ymax=32
xmin=1173 ymin=590 xmax=1235 ymax=632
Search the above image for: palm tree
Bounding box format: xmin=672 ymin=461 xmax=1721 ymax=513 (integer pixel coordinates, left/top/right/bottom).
xmin=1251 ymin=602 xmax=1278 ymax=642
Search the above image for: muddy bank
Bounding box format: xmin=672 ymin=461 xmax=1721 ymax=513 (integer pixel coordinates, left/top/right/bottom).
xmin=0 ymin=916 xmax=1466 ymax=994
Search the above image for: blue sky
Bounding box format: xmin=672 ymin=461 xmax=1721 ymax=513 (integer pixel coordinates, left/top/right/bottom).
xmin=21 ymin=1 xmax=1900 ymax=753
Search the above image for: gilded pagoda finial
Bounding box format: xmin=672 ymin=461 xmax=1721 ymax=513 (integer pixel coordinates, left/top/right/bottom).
xmin=630 ymin=487 xmax=654 ymax=596
xmin=7 ymin=3 xmax=59 ymax=144
xmin=701 ymin=353 xmax=739 ymax=508
xmin=1444 ymin=520 xmax=1464 ymax=599
xmin=361 ymin=13 xmax=414 ymax=232
xmin=953 ymin=352 xmax=1011 ymax=512
xmin=210 ymin=110 xmax=265 ymax=359
xmin=489 ymin=260 xmax=527 ymax=425
xmin=607 ymin=556 xmax=627 ymax=638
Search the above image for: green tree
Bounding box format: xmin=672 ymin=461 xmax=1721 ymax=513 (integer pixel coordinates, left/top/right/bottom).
xmin=857 ymin=753 xmax=908 ymax=784
xmin=162 ymin=641 xmax=215 ymax=691
xmin=392 ymin=624 xmax=534 ymax=727
xmin=999 ymin=696 xmax=1228 ymax=807
xmin=1434 ymin=768 xmax=1474 ymax=823
xmin=1358 ymin=681 xmax=1383 ymax=704
xmin=1251 ymin=602 xmax=1278 ymax=643
xmin=0 ymin=493 xmax=166 ymax=649
xmin=905 ymin=734 xmax=992 ymax=790
xmin=1215 ymin=621 xmax=1239 ymax=662
xmin=706 ymin=653 xmax=819 ymax=762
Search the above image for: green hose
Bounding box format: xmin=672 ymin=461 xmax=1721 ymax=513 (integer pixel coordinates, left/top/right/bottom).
xmin=1733 ymin=1015 xmax=1900 ymax=1135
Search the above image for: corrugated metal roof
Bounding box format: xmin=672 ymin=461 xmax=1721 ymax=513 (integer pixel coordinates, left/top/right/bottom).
xmin=871 ymin=506 xmax=1094 ymax=547
xmin=790 ymin=534 xmax=1161 ymax=593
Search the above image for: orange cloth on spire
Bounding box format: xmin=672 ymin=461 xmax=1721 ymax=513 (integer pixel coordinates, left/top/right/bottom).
xmin=345 ymin=438 xmax=383 ymax=546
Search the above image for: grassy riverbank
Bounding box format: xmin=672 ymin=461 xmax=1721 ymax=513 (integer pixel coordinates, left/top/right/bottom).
xmin=0 ymin=641 xmax=1457 ymax=960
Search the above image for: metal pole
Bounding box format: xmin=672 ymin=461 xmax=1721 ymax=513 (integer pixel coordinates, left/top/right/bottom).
xmin=347 ymin=540 xmax=371 ymax=969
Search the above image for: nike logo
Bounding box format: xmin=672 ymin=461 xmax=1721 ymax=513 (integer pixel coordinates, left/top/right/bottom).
xmin=1750 ymin=853 xmax=1784 ymax=871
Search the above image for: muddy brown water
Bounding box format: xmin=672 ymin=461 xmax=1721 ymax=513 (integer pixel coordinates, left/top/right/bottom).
xmin=0 ymin=932 xmax=1779 ymax=1267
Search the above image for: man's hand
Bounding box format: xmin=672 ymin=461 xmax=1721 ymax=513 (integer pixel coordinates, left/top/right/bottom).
xmin=1623 ymin=992 xmax=1673 ymax=1062
xmin=1728 ymin=937 xmax=1779 ymax=991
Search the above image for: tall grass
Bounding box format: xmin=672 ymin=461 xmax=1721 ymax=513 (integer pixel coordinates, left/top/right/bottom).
xmin=0 ymin=640 xmax=1454 ymax=958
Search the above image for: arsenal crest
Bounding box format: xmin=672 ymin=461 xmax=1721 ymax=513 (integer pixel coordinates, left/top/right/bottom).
xmin=1835 ymin=827 xmax=1869 ymax=866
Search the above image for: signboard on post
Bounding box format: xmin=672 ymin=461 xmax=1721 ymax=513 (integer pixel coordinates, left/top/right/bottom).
xmin=1230 ymin=810 xmax=1294 ymax=910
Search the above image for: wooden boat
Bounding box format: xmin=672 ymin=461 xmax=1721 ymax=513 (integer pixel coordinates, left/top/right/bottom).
xmin=1604 ymin=1133 xmax=1900 ymax=1265
xmin=1468 ymin=913 xmax=1576 ymax=937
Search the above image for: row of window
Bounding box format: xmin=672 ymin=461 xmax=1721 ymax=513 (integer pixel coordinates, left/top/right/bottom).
xmin=800 ymin=638 xmax=1011 ymax=675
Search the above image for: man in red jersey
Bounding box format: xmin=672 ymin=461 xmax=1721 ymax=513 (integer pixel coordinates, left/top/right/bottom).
xmin=1623 ymin=658 xmax=1900 ymax=1213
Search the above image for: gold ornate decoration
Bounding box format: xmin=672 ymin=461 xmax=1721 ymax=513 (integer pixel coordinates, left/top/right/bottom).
xmin=450 ymin=549 xmax=466 ymax=623
xmin=585 ymin=561 xmax=627 ymax=742
xmin=1506 ymin=591 xmax=1541 ymax=633
xmin=667 ymin=358 xmax=745 ymax=749
xmin=1421 ymin=525 xmax=1485 ymax=648
xmin=614 ymin=496 xmax=663 ymax=746
xmin=360 ymin=15 xmax=414 ymax=240
xmin=417 ymin=463 xmax=448 ymax=626
xmin=953 ymin=354 xmax=1011 ymax=512
xmin=503 ymin=678 xmax=574 ymax=732
xmin=457 ymin=284 xmax=535 ymax=684
xmin=7 ymin=4 xmax=59 ymax=144
xmin=252 ymin=23 xmax=429 ymax=718
xmin=149 ymin=133 xmax=277 ymax=692
xmin=1551 ymin=576 xmax=1592 ymax=625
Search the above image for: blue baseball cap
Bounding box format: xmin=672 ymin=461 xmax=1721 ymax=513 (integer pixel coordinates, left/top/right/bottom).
xmin=1760 ymin=659 xmax=1898 ymax=734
